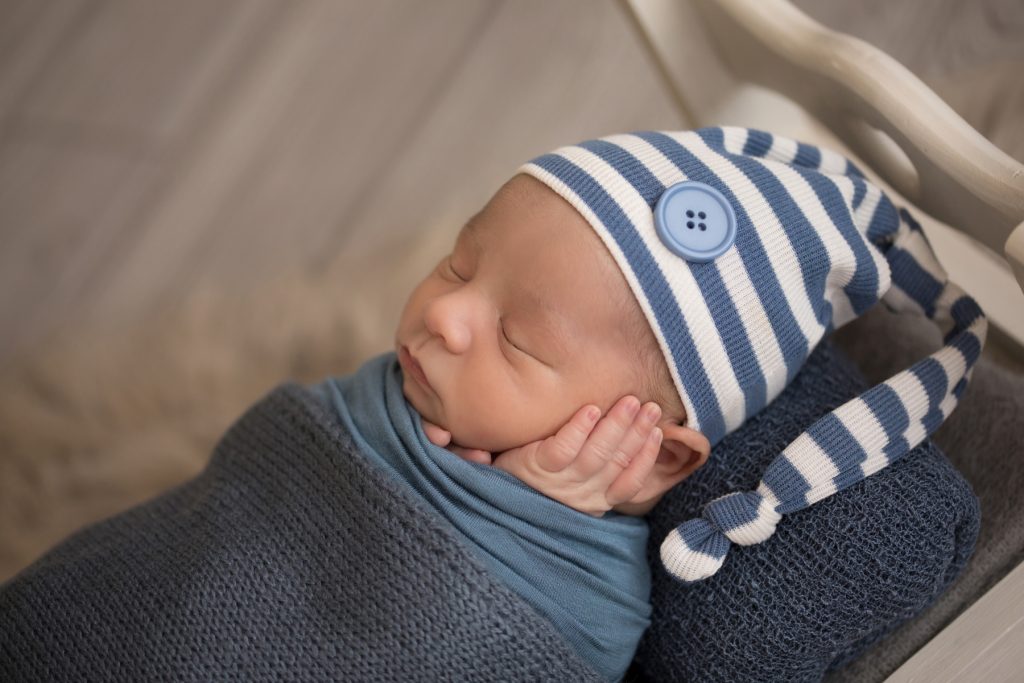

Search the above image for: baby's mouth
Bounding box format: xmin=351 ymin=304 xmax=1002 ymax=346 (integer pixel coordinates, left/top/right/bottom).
xmin=399 ymin=345 xmax=434 ymax=393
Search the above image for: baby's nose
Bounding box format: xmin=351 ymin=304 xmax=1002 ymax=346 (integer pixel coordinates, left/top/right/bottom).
xmin=424 ymin=295 xmax=472 ymax=354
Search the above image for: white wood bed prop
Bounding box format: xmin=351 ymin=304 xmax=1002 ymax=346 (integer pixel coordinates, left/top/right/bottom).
xmin=620 ymin=1 xmax=1024 ymax=680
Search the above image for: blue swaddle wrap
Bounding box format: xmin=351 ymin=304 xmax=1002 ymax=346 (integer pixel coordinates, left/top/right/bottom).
xmin=313 ymin=353 xmax=651 ymax=682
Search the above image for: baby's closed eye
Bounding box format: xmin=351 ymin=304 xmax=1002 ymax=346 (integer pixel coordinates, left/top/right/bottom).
xmin=445 ymin=255 xmax=468 ymax=282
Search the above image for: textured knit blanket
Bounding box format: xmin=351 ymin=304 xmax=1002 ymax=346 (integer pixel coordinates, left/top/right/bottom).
xmin=636 ymin=340 xmax=980 ymax=682
xmin=0 ymin=342 xmax=979 ymax=682
xmin=0 ymin=383 xmax=603 ymax=682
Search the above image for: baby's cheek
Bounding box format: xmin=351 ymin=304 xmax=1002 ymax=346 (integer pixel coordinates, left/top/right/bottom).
xmin=446 ymin=400 xmax=524 ymax=454
xmin=464 ymin=401 xmax=571 ymax=454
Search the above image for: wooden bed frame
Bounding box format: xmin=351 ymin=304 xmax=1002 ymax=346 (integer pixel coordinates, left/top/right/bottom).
xmin=622 ymin=0 xmax=1024 ymax=347
xmin=620 ymin=1 xmax=1024 ymax=680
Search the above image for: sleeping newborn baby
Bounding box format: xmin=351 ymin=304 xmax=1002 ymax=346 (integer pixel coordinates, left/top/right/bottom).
xmin=315 ymin=126 xmax=984 ymax=682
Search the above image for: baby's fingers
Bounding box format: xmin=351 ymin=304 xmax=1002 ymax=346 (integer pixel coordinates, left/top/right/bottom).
xmin=574 ymin=397 xmax=658 ymax=480
xmin=421 ymin=419 xmax=452 ymax=447
xmin=605 ymin=427 xmax=662 ymax=506
xmin=535 ymin=405 xmax=601 ymax=472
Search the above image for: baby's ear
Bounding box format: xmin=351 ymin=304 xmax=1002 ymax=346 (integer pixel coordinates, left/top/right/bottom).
xmin=652 ymin=419 xmax=710 ymax=490
xmin=613 ymin=419 xmax=710 ymax=516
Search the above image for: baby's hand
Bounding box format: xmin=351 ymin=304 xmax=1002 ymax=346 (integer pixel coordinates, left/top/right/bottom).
xmin=420 ymin=419 xmax=494 ymax=465
xmin=493 ymin=396 xmax=663 ymax=517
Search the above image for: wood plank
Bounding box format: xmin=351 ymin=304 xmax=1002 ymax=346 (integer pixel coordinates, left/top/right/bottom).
xmin=886 ymin=560 xmax=1024 ymax=682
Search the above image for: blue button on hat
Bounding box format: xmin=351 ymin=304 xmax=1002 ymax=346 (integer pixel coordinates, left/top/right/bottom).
xmin=654 ymin=181 xmax=736 ymax=262
xmin=519 ymin=127 xmax=985 ymax=583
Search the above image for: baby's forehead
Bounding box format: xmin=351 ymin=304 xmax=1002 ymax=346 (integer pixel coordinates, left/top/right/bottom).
xmin=460 ymin=195 xmax=637 ymax=338
xmin=459 ymin=220 xmax=575 ymax=314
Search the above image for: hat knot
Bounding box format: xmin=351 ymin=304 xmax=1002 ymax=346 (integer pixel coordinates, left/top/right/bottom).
xmin=660 ymin=490 xmax=782 ymax=582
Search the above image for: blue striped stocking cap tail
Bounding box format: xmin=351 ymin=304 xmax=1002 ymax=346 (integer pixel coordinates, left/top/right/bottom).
xmin=519 ymin=127 xmax=987 ymax=583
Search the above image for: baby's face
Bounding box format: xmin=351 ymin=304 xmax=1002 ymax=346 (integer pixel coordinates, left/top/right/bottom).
xmin=395 ymin=174 xmax=653 ymax=453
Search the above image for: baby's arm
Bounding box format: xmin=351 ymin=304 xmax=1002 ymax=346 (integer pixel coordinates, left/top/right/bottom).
xmin=422 ymin=396 xmax=663 ymax=517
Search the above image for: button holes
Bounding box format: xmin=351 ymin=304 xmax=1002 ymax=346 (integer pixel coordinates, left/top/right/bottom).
xmin=698 ymin=223 xmax=707 ymax=231
xmin=686 ymin=221 xmax=694 ymax=229
xmin=686 ymin=210 xmax=694 ymax=218
xmin=698 ymin=211 xmax=707 ymax=219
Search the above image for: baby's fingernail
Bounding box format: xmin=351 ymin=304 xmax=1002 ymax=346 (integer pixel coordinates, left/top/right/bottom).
xmin=624 ymin=396 xmax=641 ymax=415
xmin=586 ymin=406 xmax=600 ymax=421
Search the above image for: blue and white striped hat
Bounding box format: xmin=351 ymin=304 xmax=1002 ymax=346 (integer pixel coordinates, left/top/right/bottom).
xmin=520 ymin=127 xmax=986 ymax=582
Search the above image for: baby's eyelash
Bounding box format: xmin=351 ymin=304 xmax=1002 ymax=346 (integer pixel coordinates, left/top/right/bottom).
xmin=501 ymin=322 xmax=524 ymax=353
xmin=446 ymin=256 xmax=467 ymax=281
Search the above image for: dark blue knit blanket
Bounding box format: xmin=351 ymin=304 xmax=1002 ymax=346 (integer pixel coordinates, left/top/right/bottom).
xmin=635 ymin=340 xmax=980 ymax=682
xmin=0 ymin=340 xmax=979 ymax=682
xmin=0 ymin=383 xmax=603 ymax=682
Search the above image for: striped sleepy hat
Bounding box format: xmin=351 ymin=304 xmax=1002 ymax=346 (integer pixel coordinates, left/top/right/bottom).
xmin=519 ymin=127 xmax=987 ymax=582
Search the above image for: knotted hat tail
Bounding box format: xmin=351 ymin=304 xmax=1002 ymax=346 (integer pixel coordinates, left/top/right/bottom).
xmin=660 ymin=206 xmax=986 ymax=582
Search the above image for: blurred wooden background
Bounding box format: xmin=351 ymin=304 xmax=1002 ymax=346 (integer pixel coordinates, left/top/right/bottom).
xmin=0 ymin=0 xmax=1021 ymax=367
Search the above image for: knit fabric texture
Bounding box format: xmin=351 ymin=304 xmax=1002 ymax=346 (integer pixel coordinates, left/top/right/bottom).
xmin=0 ymin=384 xmax=602 ymax=682
xmin=634 ymin=339 xmax=980 ymax=683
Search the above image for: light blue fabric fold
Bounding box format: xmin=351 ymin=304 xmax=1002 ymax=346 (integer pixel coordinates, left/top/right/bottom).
xmin=312 ymin=353 xmax=651 ymax=682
